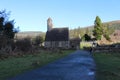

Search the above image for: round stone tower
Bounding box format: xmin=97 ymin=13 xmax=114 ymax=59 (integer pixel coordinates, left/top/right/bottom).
xmin=47 ymin=17 xmax=53 ymax=31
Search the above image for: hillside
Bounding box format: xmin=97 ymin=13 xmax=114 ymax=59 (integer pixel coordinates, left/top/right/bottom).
xmin=84 ymin=20 xmax=120 ymax=32
xmin=15 ymin=31 xmax=45 ymax=39
xmin=69 ymin=20 xmax=120 ymax=38
xmin=105 ymin=20 xmax=120 ymax=24
xmin=86 ymin=20 xmax=120 ymax=29
xmin=104 ymin=20 xmax=120 ymax=30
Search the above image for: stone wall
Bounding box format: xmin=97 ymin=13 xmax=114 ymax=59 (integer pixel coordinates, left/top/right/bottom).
xmin=93 ymin=44 xmax=120 ymax=53
xmin=45 ymin=41 xmax=69 ymax=49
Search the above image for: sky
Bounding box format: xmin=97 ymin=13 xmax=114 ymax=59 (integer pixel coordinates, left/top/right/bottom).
xmin=0 ymin=0 xmax=120 ymax=32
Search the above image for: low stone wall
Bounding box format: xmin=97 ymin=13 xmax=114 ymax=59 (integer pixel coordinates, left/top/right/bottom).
xmin=93 ymin=47 xmax=120 ymax=53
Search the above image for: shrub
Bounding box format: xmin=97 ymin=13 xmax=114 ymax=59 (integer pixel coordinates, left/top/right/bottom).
xmin=15 ymin=38 xmax=32 ymax=52
xmin=0 ymin=46 xmax=11 ymax=59
xmin=33 ymin=36 xmax=44 ymax=46
xmin=0 ymin=36 xmax=15 ymax=59
xmin=82 ymin=34 xmax=91 ymax=41
xmin=70 ymin=37 xmax=81 ymax=49
xmin=104 ymin=34 xmax=111 ymax=41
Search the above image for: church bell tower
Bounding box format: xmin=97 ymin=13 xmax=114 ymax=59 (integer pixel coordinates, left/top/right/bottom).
xmin=47 ymin=17 xmax=53 ymax=31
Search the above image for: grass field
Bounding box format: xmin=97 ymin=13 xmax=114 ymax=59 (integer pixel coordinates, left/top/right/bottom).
xmin=93 ymin=53 xmax=120 ymax=80
xmin=0 ymin=50 xmax=74 ymax=80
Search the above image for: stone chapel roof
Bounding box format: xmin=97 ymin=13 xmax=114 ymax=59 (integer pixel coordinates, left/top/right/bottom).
xmin=45 ymin=27 xmax=69 ymax=41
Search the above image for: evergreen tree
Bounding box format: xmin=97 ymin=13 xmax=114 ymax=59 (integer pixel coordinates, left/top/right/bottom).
xmin=93 ymin=16 xmax=103 ymax=40
xmin=0 ymin=10 xmax=17 ymax=39
xmin=84 ymin=34 xmax=91 ymax=41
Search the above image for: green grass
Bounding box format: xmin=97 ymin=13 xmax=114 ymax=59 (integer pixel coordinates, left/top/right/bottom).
xmin=93 ymin=53 xmax=120 ymax=80
xmin=80 ymin=42 xmax=92 ymax=49
xmin=0 ymin=50 xmax=74 ymax=80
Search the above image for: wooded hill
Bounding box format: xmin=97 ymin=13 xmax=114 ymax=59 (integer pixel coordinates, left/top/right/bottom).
xmin=15 ymin=31 xmax=45 ymax=39
xmin=69 ymin=20 xmax=120 ymax=39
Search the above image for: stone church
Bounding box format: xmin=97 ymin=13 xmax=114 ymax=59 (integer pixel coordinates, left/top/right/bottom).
xmin=44 ymin=18 xmax=69 ymax=49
